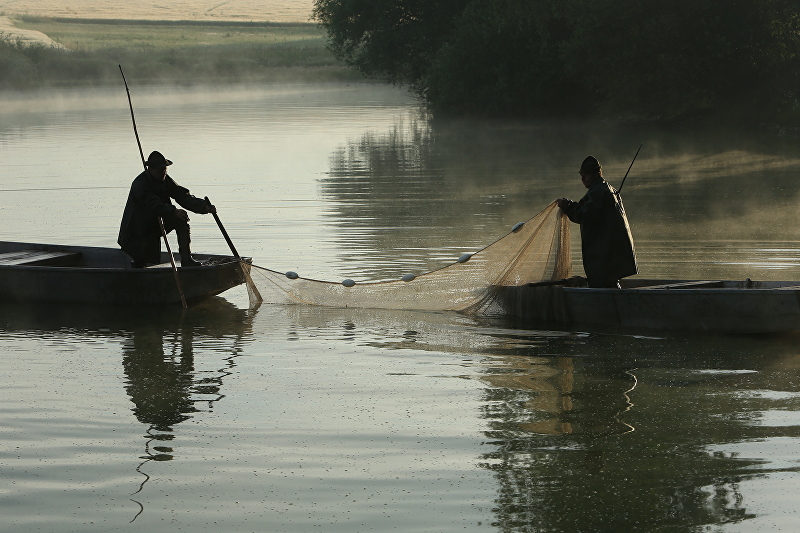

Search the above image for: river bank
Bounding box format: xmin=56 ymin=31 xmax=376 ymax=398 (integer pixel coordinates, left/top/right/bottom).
xmin=0 ymin=15 xmax=62 ymax=46
xmin=0 ymin=16 xmax=359 ymax=89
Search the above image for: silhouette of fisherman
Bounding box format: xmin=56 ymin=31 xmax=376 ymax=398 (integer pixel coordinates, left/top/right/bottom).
xmin=118 ymin=151 xmax=216 ymax=268
xmin=556 ymin=156 xmax=637 ymax=288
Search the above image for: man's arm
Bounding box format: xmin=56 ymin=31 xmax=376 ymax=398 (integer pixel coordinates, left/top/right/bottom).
xmin=559 ymin=187 xmax=606 ymax=224
xmin=131 ymin=178 xmax=176 ymax=218
xmin=557 ymin=197 xmax=586 ymax=224
xmin=167 ymin=177 xmax=214 ymax=215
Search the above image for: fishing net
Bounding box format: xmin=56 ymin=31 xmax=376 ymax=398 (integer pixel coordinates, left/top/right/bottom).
xmin=245 ymin=201 xmax=571 ymax=314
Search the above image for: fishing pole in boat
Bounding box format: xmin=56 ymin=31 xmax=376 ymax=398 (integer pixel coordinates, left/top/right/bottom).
xmin=119 ymin=64 xmax=188 ymax=309
xmin=205 ymin=196 xmax=263 ymax=305
xmin=617 ymin=143 xmax=643 ymax=193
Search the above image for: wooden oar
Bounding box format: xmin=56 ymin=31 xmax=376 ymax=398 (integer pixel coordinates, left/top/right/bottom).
xmin=205 ymin=196 xmax=263 ymax=305
xmin=119 ymin=64 xmax=187 ymax=309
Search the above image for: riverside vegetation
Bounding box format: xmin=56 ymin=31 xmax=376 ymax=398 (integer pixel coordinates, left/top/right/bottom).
xmin=0 ymin=16 xmax=358 ymax=88
xmin=313 ymin=0 xmax=800 ymax=123
xmin=5 ymin=2 xmax=800 ymax=124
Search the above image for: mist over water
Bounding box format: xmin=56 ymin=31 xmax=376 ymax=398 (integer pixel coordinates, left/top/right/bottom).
xmin=3 ymin=83 xmax=800 ymax=532
xmin=3 ymin=82 xmax=800 ymax=283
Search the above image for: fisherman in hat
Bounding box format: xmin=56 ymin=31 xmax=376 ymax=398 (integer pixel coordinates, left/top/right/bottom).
xmin=118 ymin=150 xmax=216 ymax=268
xmin=556 ymin=156 xmax=637 ymax=288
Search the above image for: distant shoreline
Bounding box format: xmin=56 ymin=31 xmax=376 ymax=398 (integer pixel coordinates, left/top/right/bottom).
xmin=0 ymin=15 xmax=62 ymax=46
xmin=0 ymin=16 xmax=364 ymax=90
xmin=2 ymin=16 xmax=321 ymax=49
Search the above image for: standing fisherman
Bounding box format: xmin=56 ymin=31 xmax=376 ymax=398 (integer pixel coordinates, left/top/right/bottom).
xmin=118 ymin=150 xmax=216 ymax=268
xmin=556 ymin=156 xmax=637 ymax=288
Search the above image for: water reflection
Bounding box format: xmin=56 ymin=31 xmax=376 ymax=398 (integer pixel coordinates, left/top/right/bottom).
xmin=319 ymin=307 xmax=800 ymax=531
xmin=121 ymin=301 xmax=251 ymax=521
xmin=0 ymin=298 xmax=252 ymax=523
xmin=4 ymin=296 xmax=800 ymax=530
xmin=123 ymin=325 xmax=200 ymax=444
xmin=119 ymin=306 xmax=246 ymax=441
xmin=479 ymin=355 xmax=635 ymax=439
xmin=474 ymin=328 xmax=800 ymax=531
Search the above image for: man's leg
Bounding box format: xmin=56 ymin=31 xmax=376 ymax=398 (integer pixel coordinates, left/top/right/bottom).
xmin=165 ymin=214 xmax=201 ymax=267
xmin=122 ymin=241 xmax=153 ymax=268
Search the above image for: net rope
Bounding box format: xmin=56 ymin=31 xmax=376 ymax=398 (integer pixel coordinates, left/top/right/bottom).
xmin=245 ymin=201 xmax=571 ymax=314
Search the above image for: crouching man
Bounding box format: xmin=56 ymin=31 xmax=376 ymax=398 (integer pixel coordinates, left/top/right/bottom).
xmin=118 ymin=150 xmax=215 ymax=268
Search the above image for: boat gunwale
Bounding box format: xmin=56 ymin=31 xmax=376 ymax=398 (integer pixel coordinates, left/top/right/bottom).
xmin=0 ymin=241 xmax=248 ymax=305
xmin=0 ymin=255 xmax=242 ymax=273
xmin=560 ymin=279 xmax=800 ymax=293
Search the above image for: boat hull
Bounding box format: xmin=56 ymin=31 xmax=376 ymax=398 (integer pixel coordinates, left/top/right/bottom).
xmin=0 ymin=241 xmax=246 ymax=305
xmin=495 ymin=279 xmax=800 ymax=334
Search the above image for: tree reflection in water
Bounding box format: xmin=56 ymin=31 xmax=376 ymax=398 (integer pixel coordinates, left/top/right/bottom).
xmin=476 ymin=330 xmax=771 ymax=532
xmin=357 ymin=309 xmax=790 ymax=531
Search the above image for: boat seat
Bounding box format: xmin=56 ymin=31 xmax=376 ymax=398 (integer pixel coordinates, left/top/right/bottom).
xmin=0 ymin=249 xmax=82 ymax=266
xmin=639 ymin=280 xmax=724 ymax=290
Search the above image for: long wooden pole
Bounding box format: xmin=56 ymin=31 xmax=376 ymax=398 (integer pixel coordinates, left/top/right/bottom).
xmin=617 ymin=144 xmax=643 ymax=193
xmin=205 ymin=196 xmax=263 ymax=305
xmin=119 ymin=65 xmax=188 ymax=309
xmin=206 ymin=197 xmax=241 ymax=258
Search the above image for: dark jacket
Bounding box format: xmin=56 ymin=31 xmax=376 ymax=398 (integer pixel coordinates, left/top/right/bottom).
xmin=561 ymin=178 xmax=637 ymax=287
xmin=118 ymin=170 xmax=210 ymax=263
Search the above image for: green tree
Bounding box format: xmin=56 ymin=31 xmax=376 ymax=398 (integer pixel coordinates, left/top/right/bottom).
xmin=425 ymin=0 xmax=585 ymax=116
xmin=314 ymin=0 xmax=800 ymax=121
xmin=561 ymin=0 xmax=800 ymax=120
xmin=312 ymin=0 xmax=472 ymax=91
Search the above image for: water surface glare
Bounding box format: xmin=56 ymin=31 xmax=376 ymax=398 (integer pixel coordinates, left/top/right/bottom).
xmin=2 ymin=84 xmax=800 ymax=532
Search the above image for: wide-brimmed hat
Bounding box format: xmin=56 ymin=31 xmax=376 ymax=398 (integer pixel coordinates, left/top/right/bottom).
xmin=146 ymin=151 xmax=173 ymax=168
xmin=579 ymin=155 xmax=601 ymax=173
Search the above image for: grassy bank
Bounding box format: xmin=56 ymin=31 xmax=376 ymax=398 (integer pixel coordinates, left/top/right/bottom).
xmin=0 ymin=17 xmax=360 ymax=88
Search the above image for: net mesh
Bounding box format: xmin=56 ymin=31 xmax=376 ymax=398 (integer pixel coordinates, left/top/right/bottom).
xmin=246 ymin=201 xmax=571 ymax=314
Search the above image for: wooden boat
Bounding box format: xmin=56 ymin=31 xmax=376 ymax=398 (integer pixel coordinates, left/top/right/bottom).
xmin=495 ymin=277 xmax=800 ymax=334
xmin=0 ymin=241 xmax=246 ymax=305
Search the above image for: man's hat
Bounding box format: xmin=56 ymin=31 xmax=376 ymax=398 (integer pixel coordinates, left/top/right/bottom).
xmin=146 ymin=151 xmax=173 ymax=168
xmin=579 ymin=156 xmax=601 ymax=173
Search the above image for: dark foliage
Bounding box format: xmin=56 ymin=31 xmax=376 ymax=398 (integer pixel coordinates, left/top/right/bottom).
xmin=313 ymin=0 xmax=800 ymax=121
xmin=426 ymin=0 xmax=587 ymax=117
xmin=312 ymin=0 xmax=473 ymax=92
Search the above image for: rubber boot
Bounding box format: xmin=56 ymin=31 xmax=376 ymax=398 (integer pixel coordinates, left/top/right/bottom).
xmin=176 ymin=223 xmax=201 ymax=267
xmin=180 ymin=253 xmax=201 ymax=267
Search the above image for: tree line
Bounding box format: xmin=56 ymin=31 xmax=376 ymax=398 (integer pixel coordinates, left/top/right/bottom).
xmin=313 ymin=0 xmax=800 ymax=122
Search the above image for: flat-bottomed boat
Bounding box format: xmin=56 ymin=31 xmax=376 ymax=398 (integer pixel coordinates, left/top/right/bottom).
xmin=0 ymin=241 xmax=245 ymax=305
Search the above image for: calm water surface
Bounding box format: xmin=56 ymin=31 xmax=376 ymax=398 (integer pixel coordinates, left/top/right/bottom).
xmin=2 ymin=83 xmax=800 ymax=532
